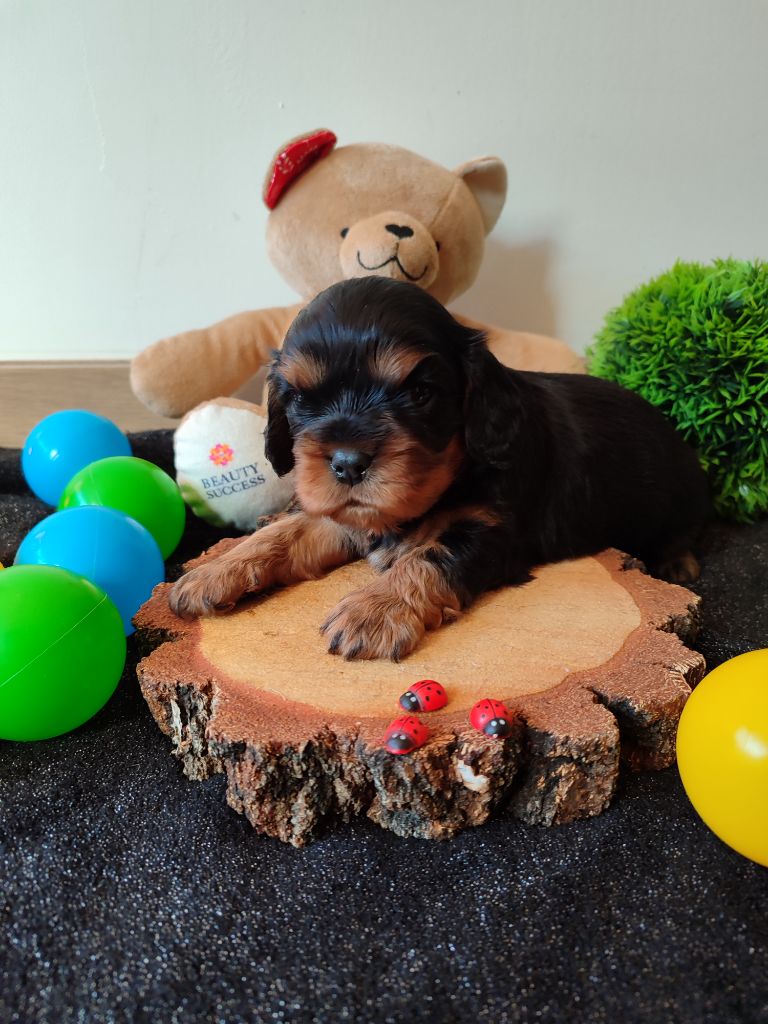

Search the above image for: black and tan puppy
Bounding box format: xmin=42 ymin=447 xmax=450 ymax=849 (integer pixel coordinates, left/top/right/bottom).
xmin=169 ymin=277 xmax=711 ymax=660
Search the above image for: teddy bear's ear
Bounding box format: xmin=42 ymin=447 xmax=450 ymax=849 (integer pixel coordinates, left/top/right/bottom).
xmin=263 ymin=129 xmax=337 ymax=209
xmin=454 ymin=156 xmax=507 ymax=234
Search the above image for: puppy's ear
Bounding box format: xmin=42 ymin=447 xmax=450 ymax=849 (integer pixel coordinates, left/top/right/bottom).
xmin=462 ymin=336 xmax=522 ymax=467
xmin=264 ymin=369 xmax=295 ymax=477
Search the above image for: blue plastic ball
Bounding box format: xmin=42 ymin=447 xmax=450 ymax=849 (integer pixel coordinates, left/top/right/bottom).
xmin=15 ymin=506 xmax=164 ymax=635
xmin=22 ymin=410 xmax=131 ymax=506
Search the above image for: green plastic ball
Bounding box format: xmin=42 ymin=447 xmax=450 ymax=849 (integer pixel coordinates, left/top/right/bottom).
xmin=0 ymin=565 xmax=126 ymax=741
xmin=58 ymin=455 xmax=186 ymax=559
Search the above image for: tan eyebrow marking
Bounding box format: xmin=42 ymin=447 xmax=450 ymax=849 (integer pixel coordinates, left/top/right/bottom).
xmin=369 ymin=346 xmax=427 ymax=385
xmin=280 ymin=351 xmax=326 ymax=390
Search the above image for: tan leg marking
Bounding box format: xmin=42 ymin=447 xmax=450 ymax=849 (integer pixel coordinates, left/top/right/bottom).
xmin=657 ymin=550 xmax=701 ymax=585
xmin=169 ymin=513 xmax=363 ymax=620
xmin=321 ymin=541 xmax=462 ymax=662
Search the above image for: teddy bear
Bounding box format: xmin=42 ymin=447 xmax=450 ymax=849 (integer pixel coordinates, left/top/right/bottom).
xmin=130 ymin=129 xmax=583 ymax=531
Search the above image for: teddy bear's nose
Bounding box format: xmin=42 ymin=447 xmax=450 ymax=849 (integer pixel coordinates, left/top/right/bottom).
xmin=385 ymin=223 xmax=414 ymax=239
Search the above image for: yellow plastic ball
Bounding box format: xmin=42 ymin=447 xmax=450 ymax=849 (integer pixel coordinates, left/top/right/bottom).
xmin=677 ymin=649 xmax=768 ymax=866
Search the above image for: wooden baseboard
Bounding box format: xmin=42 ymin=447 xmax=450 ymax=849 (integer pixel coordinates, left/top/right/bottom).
xmin=0 ymin=361 xmax=177 ymax=448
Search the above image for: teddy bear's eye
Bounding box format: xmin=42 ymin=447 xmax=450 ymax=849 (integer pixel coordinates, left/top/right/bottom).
xmin=340 ymin=227 xmax=349 ymax=239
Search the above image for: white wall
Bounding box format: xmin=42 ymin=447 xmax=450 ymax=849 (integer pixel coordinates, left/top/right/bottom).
xmin=1 ymin=0 xmax=766 ymax=360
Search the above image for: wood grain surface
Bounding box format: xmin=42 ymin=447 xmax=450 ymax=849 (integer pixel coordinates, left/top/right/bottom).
xmin=0 ymin=362 xmax=175 ymax=446
xmin=135 ymin=544 xmax=705 ymax=846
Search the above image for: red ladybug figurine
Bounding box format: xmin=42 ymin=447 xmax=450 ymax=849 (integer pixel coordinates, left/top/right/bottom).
xmin=399 ymin=679 xmax=448 ymax=713
xmin=470 ymin=699 xmax=513 ymax=738
xmin=384 ymin=716 xmax=430 ymax=755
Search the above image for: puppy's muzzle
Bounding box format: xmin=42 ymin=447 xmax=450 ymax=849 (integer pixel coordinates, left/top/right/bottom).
xmin=329 ymin=449 xmax=372 ymax=487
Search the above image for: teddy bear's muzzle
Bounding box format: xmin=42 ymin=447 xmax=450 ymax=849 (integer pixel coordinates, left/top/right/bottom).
xmin=339 ymin=210 xmax=439 ymax=290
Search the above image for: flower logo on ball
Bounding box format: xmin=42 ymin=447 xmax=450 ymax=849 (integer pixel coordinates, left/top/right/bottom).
xmin=209 ymin=443 xmax=235 ymax=467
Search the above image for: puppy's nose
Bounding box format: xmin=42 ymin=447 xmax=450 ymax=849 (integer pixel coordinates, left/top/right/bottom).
xmin=330 ymin=450 xmax=372 ymax=487
xmin=385 ymin=223 xmax=414 ymax=239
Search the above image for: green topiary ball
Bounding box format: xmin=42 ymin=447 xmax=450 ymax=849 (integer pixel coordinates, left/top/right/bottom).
xmin=587 ymin=259 xmax=768 ymax=522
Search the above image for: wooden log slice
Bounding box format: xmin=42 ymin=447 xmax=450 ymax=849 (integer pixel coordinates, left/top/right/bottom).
xmin=135 ymin=542 xmax=704 ymax=846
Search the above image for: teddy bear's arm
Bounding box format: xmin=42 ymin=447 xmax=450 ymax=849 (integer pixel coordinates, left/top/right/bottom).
xmin=452 ymin=313 xmax=585 ymax=375
xmin=130 ymin=304 xmax=303 ymax=418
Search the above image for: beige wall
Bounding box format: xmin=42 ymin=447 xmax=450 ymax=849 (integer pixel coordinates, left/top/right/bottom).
xmin=1 ymin=0 xmax=765 ymax=360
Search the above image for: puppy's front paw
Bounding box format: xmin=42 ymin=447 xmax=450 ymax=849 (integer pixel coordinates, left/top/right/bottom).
xmin=169 ymin=559 xmax=257 ymax=620
xmin=320 ymin=586 xmax=426 ymax=662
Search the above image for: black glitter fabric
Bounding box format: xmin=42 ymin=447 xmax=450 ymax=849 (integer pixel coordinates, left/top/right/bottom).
xmin=1 ymin=433 xmax=767 ymax=1024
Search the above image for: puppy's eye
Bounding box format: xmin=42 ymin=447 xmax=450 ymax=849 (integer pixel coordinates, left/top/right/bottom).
xmin=411 ymin=383 xmax=433 ymax=406
xmin=340 ymin=227 xmax=349 ymax=239
xmin=290 ymin=390 xmax=306 ymax=407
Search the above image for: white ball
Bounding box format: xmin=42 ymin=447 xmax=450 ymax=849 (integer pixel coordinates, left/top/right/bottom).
xmin=174 ymin=401 xmax=295 ymax=532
